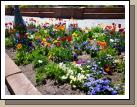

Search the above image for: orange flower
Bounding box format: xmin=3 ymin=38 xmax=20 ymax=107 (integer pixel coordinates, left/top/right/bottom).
xmin=47 ymin=43 xmax=51 ymax=47
xmin=103 ymin=64 xmax=112 ymax=75
xmin=97 ymin=41 xmax=107 ymax=47
xmin=17 ymin=43 xmax=22 ymax=49
xmin=55 ymin=25 xmax=65 ymax=31
xmin=35 ymin=36 xmax=40 ymax=40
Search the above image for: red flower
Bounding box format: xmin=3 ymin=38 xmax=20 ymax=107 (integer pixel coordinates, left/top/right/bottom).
xmin=56 ymin=42 xmax=61 ymax=47
xmin=5 ymin=23 xmax=8 ymax=26
xmin=9 ymin=22 xmax=12 ymax=25
xmin=118 ymin=24 xmax=121 ymax=28
xmin=58 ymin=18 xmax=63 ymax=21
xmin=67 ymin=36 xmax=72 ymax=42
xmin=119 ymin=28 xmax=125 ymax=33
xmin=112 ymin=23 xmax=115 ymax=25
xmin=105 ymin=25 xmax=112 ymax=30
xmin=61 ymin=37 xmax=67 ymax=42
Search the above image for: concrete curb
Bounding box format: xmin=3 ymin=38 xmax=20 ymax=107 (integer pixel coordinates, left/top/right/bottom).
xmin=5 ymin=53 xmax=42 ymax=95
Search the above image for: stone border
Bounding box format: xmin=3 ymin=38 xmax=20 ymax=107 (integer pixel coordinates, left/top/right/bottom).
xmin=5 ymin=53 xmax=42 ymax=95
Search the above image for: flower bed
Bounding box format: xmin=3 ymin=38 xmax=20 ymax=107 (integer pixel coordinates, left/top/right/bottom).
xmin=5 ymin=18 xmax=125 ymax=95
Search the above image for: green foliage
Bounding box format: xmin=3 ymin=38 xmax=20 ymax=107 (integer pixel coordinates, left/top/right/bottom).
xmin=91 ymin=26 xmax=103 ymax=33
xmin=98 ymin=47 xmax=118 ymax=57
xmin=32 ymin=55 xmax=49 ymax=68
xmin=15 ymin=50 xmax=27 ymax=65
xmin=115 ymin=60 xmax=125 ymax=73
xmin=35 ymin=62 xmax=66 ymax=84
xmin=96 ymin=47 xmax=118 ymax=67
xmin=35 ymin=66 xmax=47 ymax=84
xmin=45 ymin=62 xmax=66 ymax=80
xmin=5 ymin=37 xmax=13 ymax=48
xmin=48 ymin=47 xmax=73 ymax=62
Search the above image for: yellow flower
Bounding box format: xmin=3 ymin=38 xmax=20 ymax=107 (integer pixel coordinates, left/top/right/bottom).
xmin=53 ymin=40 xmax=58 ymax=43
xmin=105 ymin=67 xmax=110 ymax=73
xmin=42 ymin=38 xmax=46 ymax=42
xmin=17 ymin=43 xmax=22 ymax=49
xmin=72 ymin=32 xmax=78 ymax=37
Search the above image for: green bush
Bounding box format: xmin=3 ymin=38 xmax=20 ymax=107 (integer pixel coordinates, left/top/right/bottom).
xmin=32 ymin=55 xmax=49 ymax=68
xmin=15 ymin=50 xmax=27 ymax=65
xmin=5 ymin=37 xmax=13 ymax=48
xmin=35 ymin=62 xmax=66 ymax=84
xmin=96 ymin=47 xmax=118 ymax=67
xmin=91 ymin=26 xmax=103 ymax=33
xmin=48 ymin=47 xmax=73 ymax=62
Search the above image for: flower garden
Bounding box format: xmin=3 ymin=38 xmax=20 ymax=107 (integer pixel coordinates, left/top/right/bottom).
xmin=5 ymin=17 xmax=125 ymax=95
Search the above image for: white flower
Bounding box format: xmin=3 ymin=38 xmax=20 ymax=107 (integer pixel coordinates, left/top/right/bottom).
xmin=28 ymin=35 xmax=34 ymax=39
xmin=61 ymin=76 xmax=68 ymax=80
xmin=87 ymin=65 xmax=90 ymax=68
xmin=86 ymin=74 xmax=90 ymax=77
xmin=38 ymin=60 xmax=43 ymax=64
xmin=59 ymin=62 xmax=64 ymax=67
xmin=72 ymin=85 xmax=76 ymax=88
xmin=81 ymin=70 xmax=85 ymax=73
xmin=98 ymin=62 xmax=101 ymax=64
xmin=68 ymin=69 xmax=73 ymax=74
xmin=106 ymin=54 xmax=111 ymax=57
xmin=70 ymin=80 xmax=72 ymax=84
xmin=110 ymin=39 xmax=114 ymax=42
xmin=44 ymin=30 xmax=48 ymax=33
xmin=70 ymin=76 xmax=76 ymax=81
xmin=80 ymin=74 xmax=85 ymax=79
xmin=85 ymin=30 xmax=89 ymax=33
xmin=114 ymin=59 xmax=120 ymax=63
xmin=75 ymin=64 xmax=81 ymax=67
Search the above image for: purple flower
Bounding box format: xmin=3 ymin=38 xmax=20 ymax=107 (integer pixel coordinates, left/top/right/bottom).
xmin=86 ymin=46 xmax=92 ymax=50
xmin=94 ymin=87 xmax=101 ymax=92
xmin=15 ymin=32 xmax=20 ymax=38
xmin=37 ymin=39 xmax=41 ymax=43
xmin=102 ymin=79 xmax=110 ymax=85
xmin=28 ymin=42 xmax=33 ymax=47
xmin=73 ymin=53 xmax=78 ymax=61
xmin=77 ymin=59 xmax=87 ymax=64
xmin=87 ymin=77 xmax=95 ymax=81
xmin=111 ymin=90 xmax=118 ymax=95
xmin=91 ymin=89 xmax=96 ymax=95
xmin=81 ymin=41 xmax=89 ymax=46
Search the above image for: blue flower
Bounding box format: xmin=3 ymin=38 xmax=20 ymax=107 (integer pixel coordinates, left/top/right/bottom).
xmin=73 ymin=53 xmax=78 ymax=60
xmin=94 ymin=87 xmax=101 ymax=92
xmin=87 ymin=77 xmax=95 ymax=81
xmin=102 ymin=79 xmax=110 ymax=85
xmin=15 ymin=32 xmax=20 ymax=38
xmin=81 ymin=41 xmax=89 ymax=46
xmin=91 ymin=89 xmax=96 ymax=95
xmin=85 ymin=46 xmax=92 ymax=50
xmin=111 ymin=90 xmax=118 ymax=95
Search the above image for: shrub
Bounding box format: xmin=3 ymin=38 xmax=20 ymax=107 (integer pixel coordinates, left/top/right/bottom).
xmin=48 ymin=47 xmax=73 ymax=62
xmin=5 ymin=37 xmax=13 ymax=48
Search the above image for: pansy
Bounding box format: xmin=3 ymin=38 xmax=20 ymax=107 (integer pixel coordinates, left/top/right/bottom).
xmin=16 ymin=43 xmax=22 ymax=50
